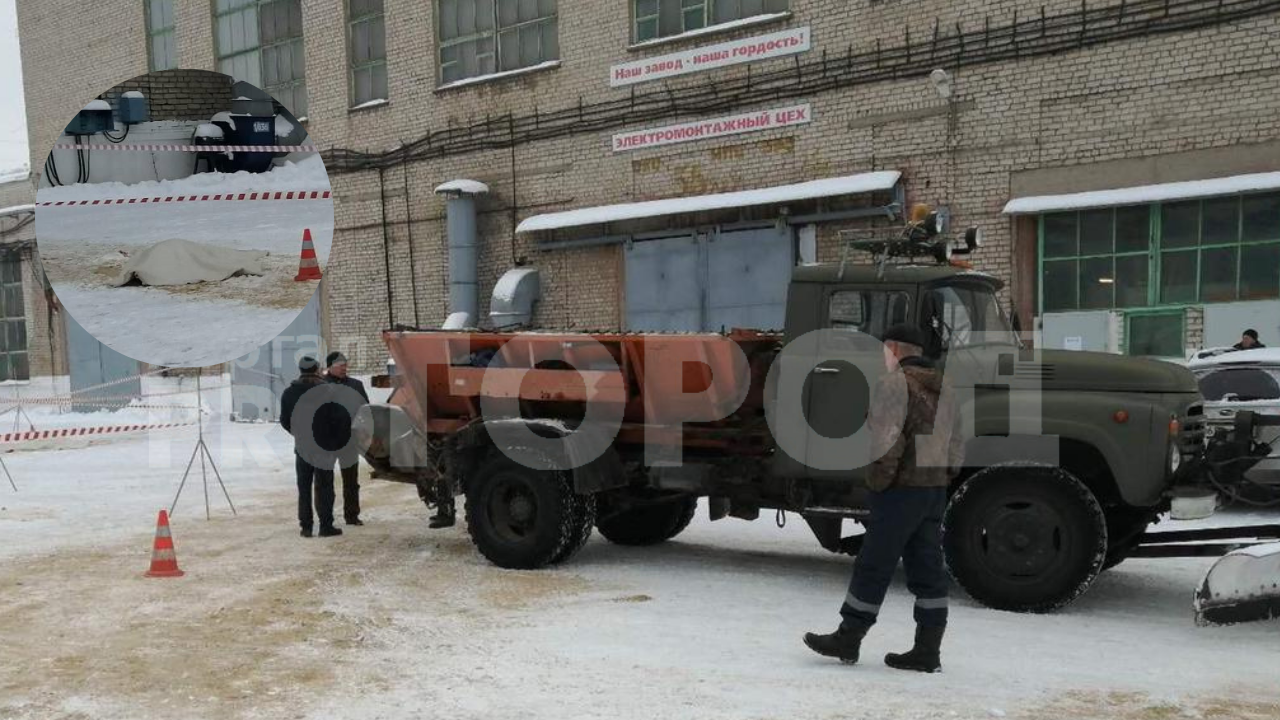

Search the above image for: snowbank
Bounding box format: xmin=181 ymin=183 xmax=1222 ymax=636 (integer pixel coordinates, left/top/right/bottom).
xmin=36 ymin=154 xmax=331 ymax=202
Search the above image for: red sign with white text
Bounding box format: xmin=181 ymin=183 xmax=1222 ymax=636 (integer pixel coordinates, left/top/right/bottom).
xmin=610 ymin=26 xmax=812 ymax=87
xmin=612 ymin=103 xmax=812 ymax=152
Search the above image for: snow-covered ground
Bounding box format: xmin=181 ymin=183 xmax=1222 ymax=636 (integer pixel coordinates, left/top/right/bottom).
xmin=1 ymin=376 xmax=1278 ymax=720
xmin=54 ymin=285 xmax=302 ymax=367
xmin=33 ymin=158 xmax=332 ymax=367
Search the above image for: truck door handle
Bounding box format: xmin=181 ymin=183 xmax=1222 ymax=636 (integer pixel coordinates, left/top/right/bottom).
xmin=813 ymin=367 xmax=841 ymax=374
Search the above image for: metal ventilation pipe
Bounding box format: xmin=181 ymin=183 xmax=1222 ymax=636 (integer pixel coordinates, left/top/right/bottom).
xmin=434 ymin=179 xmax=490 ymax=328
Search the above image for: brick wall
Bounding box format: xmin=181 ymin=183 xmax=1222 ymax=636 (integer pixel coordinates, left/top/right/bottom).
xmin=17 ymin=1 xmax=1280 ymax=370
xmin=0 ymin=178 xmax=68 ymax=378
xmin=102 ymin=69 xmax=235 ymax=121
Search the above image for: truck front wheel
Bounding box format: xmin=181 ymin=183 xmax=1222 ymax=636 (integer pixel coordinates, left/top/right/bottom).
xmin=944 ymin=465 xmax=1108 ymax=613
xmin=465 ymin=452 xmax=582 ymax=569
xmin=597 ymin=493 xmax=698 ymax=546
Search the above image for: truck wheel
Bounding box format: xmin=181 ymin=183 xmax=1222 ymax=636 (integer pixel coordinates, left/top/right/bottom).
xmin=597 ymin=495 xmax=698 ymax=546
xmin=944 ymin=465 xmax=1108 ymax=613
xmin=550 ymin=492 xmax=597 ymax=565
xmin=465 ymin=453 xmax=580 ymax=569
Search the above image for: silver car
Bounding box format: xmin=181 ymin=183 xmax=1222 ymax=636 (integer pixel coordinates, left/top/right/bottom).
xmin=1189 ymin=347 xmax=1280 ymax=488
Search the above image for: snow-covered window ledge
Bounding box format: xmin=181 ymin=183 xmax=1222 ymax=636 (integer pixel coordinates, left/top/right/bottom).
xmin=349 ymin=98 xmax=390 ymax=113
xmin=628 ymin=12 xmax=792 ymax=51
xmin=435 ymin=61 xmax=561 ymax=93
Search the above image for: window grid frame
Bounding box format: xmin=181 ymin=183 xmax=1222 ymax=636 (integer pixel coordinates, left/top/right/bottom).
xmin=437 ymin=0 xmax=557 ymax=85
xmin=146 ymin=0 xmax=178 ymax=72
xmin=213 ymin=0 xmax=309 ymax=116
xmin=1037 ymin=193 xmax=1280 ymax=314
xmin=213 ymin=0 xmax=260 ymax=73
xmin=0 ymin=251 xmax=28 ymax=382
xmin=347 ymin=0 xmax=388 ymax=106
xmin=633 ymin=0 xmax=786 ymax=44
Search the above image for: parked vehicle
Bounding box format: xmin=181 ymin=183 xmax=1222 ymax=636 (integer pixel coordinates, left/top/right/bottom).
xmin=1189 ymin=348 xmax=1280 ymax=493
xmin=356 ymin=212 xmax=1280 ymax=619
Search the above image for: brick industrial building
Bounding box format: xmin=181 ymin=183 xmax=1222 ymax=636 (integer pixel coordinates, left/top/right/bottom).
xmin=16 ymin=0 xmax=1280 ymax=368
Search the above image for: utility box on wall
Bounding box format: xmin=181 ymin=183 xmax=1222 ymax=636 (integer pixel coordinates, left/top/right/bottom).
xmin=1040 ymin=311 xmax=1120 ymax=353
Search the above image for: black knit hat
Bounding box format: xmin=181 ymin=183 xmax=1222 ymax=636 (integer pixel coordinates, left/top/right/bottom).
xmin=326 ymin=351 xmax=348 ymax=368
xmin=298 ymin=356 xmax=320 ymax=373
xmin=882 ymin=323 xmax=926 ymax=349
xmin=1244 ymin=329 xmax=1259 ymax=340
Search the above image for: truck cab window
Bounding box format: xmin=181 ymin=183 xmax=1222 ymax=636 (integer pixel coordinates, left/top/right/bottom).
xmin=827 ymin=290 xmax=911 ymax=338
xmin=925 ymin=285 xmax=1017 ymax=353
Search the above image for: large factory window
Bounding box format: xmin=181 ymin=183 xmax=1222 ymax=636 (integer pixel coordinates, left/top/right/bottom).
xmin=1039 ymin=192 xmax=1280 ymax=313
xmin=438 ymin=0 xmax=559 ymax=85
xmin=146 ymin=0 xmax=178 ymax=71
xmin=348 ymin=0 xmax=387 ymax=105
xmin=0 ymin=252 xmax=28 ymax=382
xmin=634 ymin=0 xmax=789 ymax=43
xmin=213 ymin=0 xmax=308 ymax=117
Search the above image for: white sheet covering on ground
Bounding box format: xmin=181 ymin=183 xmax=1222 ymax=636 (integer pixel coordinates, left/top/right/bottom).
xmin=112 ymin=238 xmax=266 ymax=286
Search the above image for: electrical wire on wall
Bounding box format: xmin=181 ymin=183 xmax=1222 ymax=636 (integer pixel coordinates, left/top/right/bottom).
xmin=320 ymin=0 xmax=1280 ymax=176
xmin=401 ymin=158 xmax=421 ymax=327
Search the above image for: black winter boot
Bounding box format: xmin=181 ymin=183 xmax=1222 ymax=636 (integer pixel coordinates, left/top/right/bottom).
xmin=803 ymin=625 xmax=868 ymax=665
xmin=428 ymin=500 xmax=456 ymax=529
xmin=318 ymin=526 xmax=344 ymax=537
xmin=884 ymin=624 xmax=944 ymax=673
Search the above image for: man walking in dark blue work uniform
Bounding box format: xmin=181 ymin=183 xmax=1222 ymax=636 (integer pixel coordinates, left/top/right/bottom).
xmin=805 ymin=324 xmax=964 ymax=672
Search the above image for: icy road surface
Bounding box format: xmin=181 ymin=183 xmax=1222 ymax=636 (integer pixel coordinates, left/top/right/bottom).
xmin=0 ymin=378 xmax=1278 ymax=720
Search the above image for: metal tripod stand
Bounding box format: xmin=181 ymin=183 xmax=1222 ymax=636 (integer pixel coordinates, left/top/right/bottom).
xmin=169 ymin=373 xmax=236 ymax=520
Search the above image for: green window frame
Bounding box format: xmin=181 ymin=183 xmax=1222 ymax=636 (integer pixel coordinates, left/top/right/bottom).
xmin=146 ymin=0 xmax=178 ymax=71
xmin=213 ymin=0 xmax=308 ymax=117
xmin=348 ymin=0 xmax=387 ymax=106
xmin=634 ymin=0 xmax=789 ymax=43
xmin=437 ymin=0 xmax=559 ymax=86
xmin=0 ymin=251 xmax=28 ymax=382
xmin=1038 ymin=192 xmax=1280 ymax=314
xmin=1125 ymin=310 xmax=1185 ymax=358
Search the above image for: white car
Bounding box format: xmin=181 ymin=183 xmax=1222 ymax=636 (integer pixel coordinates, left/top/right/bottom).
xmin=1188 ymin=347 xmax=1280 ymax=489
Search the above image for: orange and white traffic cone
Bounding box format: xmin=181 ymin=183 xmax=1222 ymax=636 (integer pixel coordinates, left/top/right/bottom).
xmin=144 ymin=510 xmax=185 ymax=578
xmin=294 ymin=228 xmax=323 ymax=281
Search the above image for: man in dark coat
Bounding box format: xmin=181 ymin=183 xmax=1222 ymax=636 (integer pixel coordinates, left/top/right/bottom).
xmin=325 ymin=351 xmax=370 ymax=525
xmin=280 ymin=356 xmax=343 ymax=538
xmin=804 ymin=324 xmax=964 ymax=672
xmin=1233 ymin=329 xmax=1265 ymax=351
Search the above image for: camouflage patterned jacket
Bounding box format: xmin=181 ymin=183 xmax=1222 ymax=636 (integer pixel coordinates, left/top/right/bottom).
xmin=866 ymin=356 xmax=964 ymax=492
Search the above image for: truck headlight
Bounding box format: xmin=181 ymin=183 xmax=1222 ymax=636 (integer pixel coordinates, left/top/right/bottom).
xmin=1170 ymin=443 xmax=1182 ymax=474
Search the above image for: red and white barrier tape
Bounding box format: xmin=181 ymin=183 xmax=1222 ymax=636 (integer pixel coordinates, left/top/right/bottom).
xmin=52 ymin=144 xmax=316 ymax=153
xmin=0 ymin=421 xmax=195 ymax=444
xmin=38 ymin=190 xmax=332 ymax=206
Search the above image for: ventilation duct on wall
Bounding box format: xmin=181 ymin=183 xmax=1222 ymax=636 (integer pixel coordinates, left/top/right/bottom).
xmin=490 ymin=267 xmax=541 ymax=329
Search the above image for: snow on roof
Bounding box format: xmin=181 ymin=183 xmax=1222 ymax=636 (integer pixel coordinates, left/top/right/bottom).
xmin=0 ymin=204 xmax=35 ymax=218
xmin=1188 ymin=346 xmax=1280 ymax=369
xmin=194 ymin=123 xmax=225 ymax=138
xmin=435 ymin=179 xmax=490 ymax=195
xmin=1004 ymin=172 xmax=1280 ymax=214
xmin=122 ymin=91 xmax=145 ymax=99
xmin=516 ymin=171 xmax=901 ymax=233
xmin=234 ymin=96 xmax=254 ymax=101
xmin=83 ymin=99 xmax=111 ymax=111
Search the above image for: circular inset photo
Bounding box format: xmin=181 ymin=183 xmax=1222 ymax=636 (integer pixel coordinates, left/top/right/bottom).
xmin=34 ymin=69 xmax=332 ymax=367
